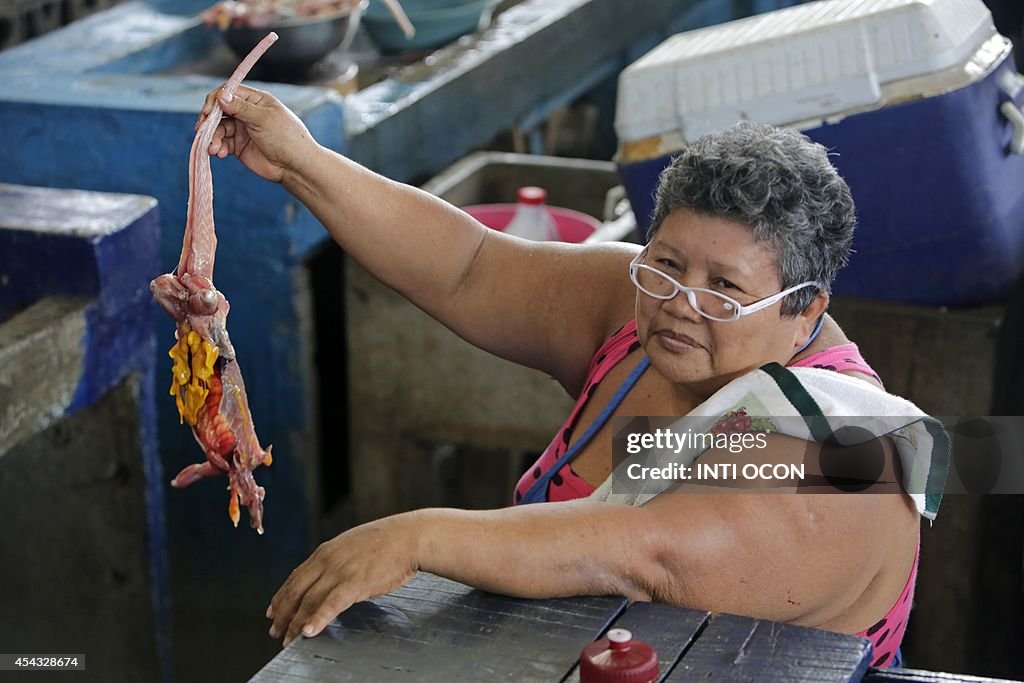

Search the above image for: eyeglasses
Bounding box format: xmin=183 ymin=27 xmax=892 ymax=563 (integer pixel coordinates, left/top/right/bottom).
xmin=629 ymin=250 xmax=819 ymax=322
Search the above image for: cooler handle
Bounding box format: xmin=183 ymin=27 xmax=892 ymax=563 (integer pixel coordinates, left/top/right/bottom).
xmin=1001 ymin=101 xmax=1024 ymax=155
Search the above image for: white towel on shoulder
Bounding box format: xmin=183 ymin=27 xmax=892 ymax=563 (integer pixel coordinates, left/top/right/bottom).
xmin=589 ymin=362 xmax=950 ymax=520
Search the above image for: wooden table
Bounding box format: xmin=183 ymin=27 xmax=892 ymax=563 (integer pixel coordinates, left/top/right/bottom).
xmin=251 ymin=572 xmax=887 ymax=682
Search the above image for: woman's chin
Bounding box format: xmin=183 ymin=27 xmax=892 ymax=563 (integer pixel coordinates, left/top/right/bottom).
xmin=649 ymin=347 xmax=713 ymax=387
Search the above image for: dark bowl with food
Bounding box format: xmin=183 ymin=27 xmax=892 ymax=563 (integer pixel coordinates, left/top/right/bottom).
xmin=213 ymin=1 xmax=366 ymax=75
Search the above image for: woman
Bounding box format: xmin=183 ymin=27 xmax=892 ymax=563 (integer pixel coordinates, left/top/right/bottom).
xmin=197 ymin=87 xmax=931 ymax=667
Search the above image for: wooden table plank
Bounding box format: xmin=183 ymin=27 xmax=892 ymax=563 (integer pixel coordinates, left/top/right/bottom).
xmin=562 ymin=601 xmax=711 ymax=683
xmin=664 ymin=613 xmax=872 ymax=682
xmin=863 ymin=669 xmax=1020 ymax=683
xmin=250 ymin=573 xmax=627 ymax=682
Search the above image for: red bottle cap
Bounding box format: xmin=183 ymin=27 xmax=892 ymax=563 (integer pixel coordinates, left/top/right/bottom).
xmin=579 ymin=628 xmax=659 ymax=683
xmin=517 ymin=186 xmax=548 ymax=205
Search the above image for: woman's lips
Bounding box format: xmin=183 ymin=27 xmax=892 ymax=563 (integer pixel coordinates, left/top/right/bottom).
xmin=655 ymin=330 xmax=703 ymax=353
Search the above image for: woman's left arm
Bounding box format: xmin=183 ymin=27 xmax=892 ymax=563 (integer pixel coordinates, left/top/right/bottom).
xmin=267 ymin=500 xmax=663 ymax=645
xmin=268 ymin=437 xmax=902 ymax=646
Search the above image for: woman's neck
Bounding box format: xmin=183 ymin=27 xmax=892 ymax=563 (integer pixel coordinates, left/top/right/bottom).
xmin=790 ymin=314 xmax=848 ymax=364
xmin=658 ymin=368 xmax=733 ymax=408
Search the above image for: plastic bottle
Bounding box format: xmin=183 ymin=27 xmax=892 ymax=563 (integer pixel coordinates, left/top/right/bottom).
xmin=503 ymin=186 xmax=559 ymax=241
xmin=579 ymin=628 xmax=659 ymax=683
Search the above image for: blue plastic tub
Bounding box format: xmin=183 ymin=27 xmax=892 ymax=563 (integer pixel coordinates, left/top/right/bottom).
xmin=363 ymin=0 xmax=499 ymax=53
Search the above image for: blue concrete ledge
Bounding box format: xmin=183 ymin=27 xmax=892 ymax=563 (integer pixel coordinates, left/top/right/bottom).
xmin=0 ymin=183 xmax=170 ymax=683
xmin=0 ymin=183 xmax=159 ymax=411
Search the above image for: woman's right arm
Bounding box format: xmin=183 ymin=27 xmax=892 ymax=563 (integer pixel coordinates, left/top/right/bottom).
xmin=201 ymin=86 xmax=637 ymax=394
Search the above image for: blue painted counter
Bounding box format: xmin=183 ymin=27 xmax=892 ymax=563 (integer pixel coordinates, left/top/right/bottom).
xmin=0 ymin=0 xmax=801 ymax=614
xmin=0 ymin=183 xmax=170 ymax=682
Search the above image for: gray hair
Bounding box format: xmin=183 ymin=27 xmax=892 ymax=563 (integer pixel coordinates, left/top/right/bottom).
xmin=647 ymin=122 xmax=855 ymax=316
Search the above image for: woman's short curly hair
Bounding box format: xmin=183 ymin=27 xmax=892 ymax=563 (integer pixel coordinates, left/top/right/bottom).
xmin=647 ymin=122 xmax=856 ymax=316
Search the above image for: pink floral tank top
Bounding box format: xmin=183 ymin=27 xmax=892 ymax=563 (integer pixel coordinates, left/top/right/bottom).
xmin=513 ymin=319 xmax=914 ymax=667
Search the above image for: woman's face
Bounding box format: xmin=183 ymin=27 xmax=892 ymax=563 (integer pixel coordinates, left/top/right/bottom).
xmin=635 ymin=208 xmax=817 ymax=395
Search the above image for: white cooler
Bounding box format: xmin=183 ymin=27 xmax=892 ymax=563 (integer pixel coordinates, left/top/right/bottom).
xmin=615 ymin=0 xmax=1024 ymax=306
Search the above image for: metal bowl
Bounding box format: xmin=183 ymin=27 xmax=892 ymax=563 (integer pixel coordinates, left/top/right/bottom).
xmin=221 ymin=1 xmax=366 ymax=75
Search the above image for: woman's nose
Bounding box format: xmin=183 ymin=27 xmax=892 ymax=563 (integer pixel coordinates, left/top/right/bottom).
xmin=663 ymin=288 xmax=705 ymax=323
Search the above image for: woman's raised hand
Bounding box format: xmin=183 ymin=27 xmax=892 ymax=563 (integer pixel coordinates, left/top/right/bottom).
xmin=195 ymin=84 xmax=317 ymax=184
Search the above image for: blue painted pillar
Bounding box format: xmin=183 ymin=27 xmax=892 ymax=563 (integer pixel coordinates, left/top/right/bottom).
xmin=0 ymin=6 xmax=347 ymax=610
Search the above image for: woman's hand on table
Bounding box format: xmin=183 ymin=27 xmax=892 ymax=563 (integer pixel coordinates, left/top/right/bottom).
xmin=267 ymin=513 xmax=422 ymax=647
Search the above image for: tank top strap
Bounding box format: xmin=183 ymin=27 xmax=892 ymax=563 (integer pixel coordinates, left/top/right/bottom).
xmin=518 ymin=355 xmax=650 ymax=504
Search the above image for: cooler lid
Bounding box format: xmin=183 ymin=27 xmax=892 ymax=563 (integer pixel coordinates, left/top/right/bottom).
xmin=615 ymin=0 xmax=998 ymax=143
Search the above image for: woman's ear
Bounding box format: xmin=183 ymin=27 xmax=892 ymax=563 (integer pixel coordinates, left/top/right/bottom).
xmin=795 ymin=291 xmax=830 ymax=348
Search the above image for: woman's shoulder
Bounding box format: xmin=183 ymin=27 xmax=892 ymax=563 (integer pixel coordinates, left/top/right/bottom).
xmin=582 ymin=319 xmax=641 ymax=383
xmin=579 ymin=241 xmax=642 ymax=323
xmin=789 ymin=315 xmax=883 ymax=389
xmin=549 ymin=243 xmax=641 ymax=393
xmin=789 ymin=342 xmax=884 ymax=390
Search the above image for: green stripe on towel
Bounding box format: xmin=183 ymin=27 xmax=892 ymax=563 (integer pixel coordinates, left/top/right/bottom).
xmin=923 ymin=419 xmax=950 ymax=518
xmin=760 ymin=363 xmax=832 ymax=442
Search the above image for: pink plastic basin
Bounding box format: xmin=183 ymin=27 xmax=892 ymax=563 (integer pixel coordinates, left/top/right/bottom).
xmin=462 ymin=203 xmax=602 ymax=244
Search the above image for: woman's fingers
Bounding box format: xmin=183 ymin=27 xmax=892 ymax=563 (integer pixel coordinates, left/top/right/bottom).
xmin=300 ymin=586 xmax=358 ymax=639
xmin=209 ymin=127 xmax=224 ymax=155
xmin=217 ymin=85 xmax=269 ymax=127
xmin=195 ymin=88 xmax=222 ymax=130
xmin=282 ymin=583 xmax=330 ymax=646
xmin=227 ymin=83 xmax=264 ymax=107
xmin=269 ymin=561 xmax=324 ymax=640
xmin=275 ymin=567 xmax=415 ymax=647
xmin=195 ymin=84 xmax=266 ymax=131
xmin=203 ymin=88 xmax=219 ymax=116
xmin=267 ymin=518 xmax=421 ymax=647
xmin=283 ymin=583 xmax=358 ymax=646
xmin=208 ymin=120 xmax=239 ymax=157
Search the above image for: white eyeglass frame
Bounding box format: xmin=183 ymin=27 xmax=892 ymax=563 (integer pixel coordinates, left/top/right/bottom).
xmin=629 ymin=250 xmax=819 ymax=322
